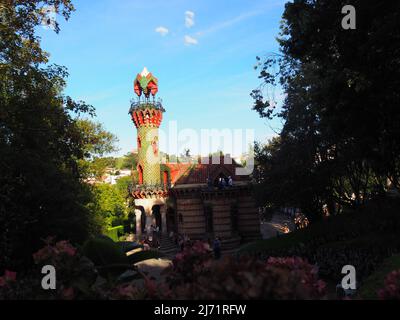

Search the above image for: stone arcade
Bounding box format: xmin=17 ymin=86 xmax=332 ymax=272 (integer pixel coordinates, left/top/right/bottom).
xmin=129 ymin=68 xmax=261 ymax=251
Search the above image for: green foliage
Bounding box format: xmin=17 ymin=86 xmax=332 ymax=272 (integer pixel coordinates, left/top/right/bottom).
xmin=76 ymin=119 xmax=118 ymax=159
xmin=239 ymin=198 xmax=400 ymax=283
xmin=76 ymin=119 xmax=118 ymax=180
xmin=83 ymin=157 xmax=116 ymax=180
xmin=105 ymin=226 xmax=124 ymax=242
xmin=82 ymin=237 xmax=128 ymax=267
xmin=116 ymin=176 xmax=132 ymax=194
xmin=0 ymin=0 xmax=123 ymax=271
xmin=0 ymin=0 xmax=109 ymax=271
xmin=359 ymin=255 xmax=400 ymax=300
xmin=91 ymin=183 xmax=127 ymax=229
xmin=252 ymin=1 xmax=400 ymax=218
xmin=115 ymin=152 xmax=138 ymax=170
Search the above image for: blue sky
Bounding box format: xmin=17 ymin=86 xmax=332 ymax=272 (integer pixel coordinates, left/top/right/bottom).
xmin=38 ymin=0 xmax=287 ymax=157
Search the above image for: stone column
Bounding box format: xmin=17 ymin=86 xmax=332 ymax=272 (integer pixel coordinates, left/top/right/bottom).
xmin=135 ymin=209 xmax=142 ymax=239
xmin=145 ymin=207 xmax=153 ymax=237
xmin=161 ymin=205 xmax=167 ymax=235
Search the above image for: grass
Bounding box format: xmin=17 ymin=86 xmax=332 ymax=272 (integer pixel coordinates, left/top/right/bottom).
xmin=358 ymin=254 xmax=400 ymax=299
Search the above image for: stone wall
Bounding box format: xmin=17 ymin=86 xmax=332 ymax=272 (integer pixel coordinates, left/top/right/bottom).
xmin=174 ymin=189 xmax=261 ymax=245
xmin=176 ymin=197 xmax=205 ymax=239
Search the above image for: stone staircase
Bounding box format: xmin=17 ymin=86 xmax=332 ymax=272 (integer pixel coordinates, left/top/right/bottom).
xmin=220 ymin=235 xmax=241 ymax=256
xmin=158 ymin=234 xmax=243 ymax=259
xmin=159 ymin=234 xmax=179 ymax=259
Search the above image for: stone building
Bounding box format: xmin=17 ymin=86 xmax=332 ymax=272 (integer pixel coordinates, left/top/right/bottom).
xmin=129 ymin=68 xmax=260 ymax=249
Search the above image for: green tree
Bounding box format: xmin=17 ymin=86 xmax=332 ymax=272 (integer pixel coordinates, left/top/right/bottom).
xmin=76 ymin=119 xmax=118 ymax=180
xmin=76 ymin=119 xmax=118 ymax=160
xmin=92 ymin=184 xmax=127 ymax=228
xmin=252 ymin=1 xmax=399 ymax=218
xmin=116 ymin=152 xmax=138 ymax=170
xmin=0 ymin=0 xmax=105 ymax=270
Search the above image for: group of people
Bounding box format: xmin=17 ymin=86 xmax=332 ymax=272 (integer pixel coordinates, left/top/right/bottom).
xmin=141 ymin=224 xmax=161 ymax=250
xmin=206 ymin=176 xmax=234 ymax=190
xmin=169 ymin=232 xmax=191 ymax=252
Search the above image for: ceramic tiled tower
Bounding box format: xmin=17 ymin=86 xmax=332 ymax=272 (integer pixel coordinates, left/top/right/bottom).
xmin=129 ymin=68 xmax=168 ymax=239
xmin=130 ymin=67 xmax=164 ymax=186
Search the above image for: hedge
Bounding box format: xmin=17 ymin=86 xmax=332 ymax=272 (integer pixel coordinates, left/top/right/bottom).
xmin=104 ymin=226 xmax=124 ymax=242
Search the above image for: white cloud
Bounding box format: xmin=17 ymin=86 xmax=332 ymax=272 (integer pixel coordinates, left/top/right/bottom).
xmin=184 ymin=35 xmax=198 ymax=46
xmin=155 ymin=26 xmax=169 ymax=36
xmin=185 ymin=11 xmax=195 ymax=28
xmin=196 ymin=8 xmax=270 ymax=37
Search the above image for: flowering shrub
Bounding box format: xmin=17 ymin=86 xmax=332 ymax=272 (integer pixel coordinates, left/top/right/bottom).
xmin=160 ymin=256 xmax=326 ymax=300
xmin=33 ymin=238 xmax=78 ymax=266
xmin=166 ymin=241 xmax=213 ymax=286
xmin=0 ymin=238 xmax=100 ymax=300
xmin=0 ymin=270 xmax=17 ymax=287
xmin=378 ymin=270 xmax=400 ymax=300
xmin=154 ymin=242 xmax=326 ymax=300
xmin=266 ymin=257 xmax=326 ymax=298
xmin=0 ymin=270 xmax=18 ymax=299
xmin=110 ymin=282 xmax=144 ymax=300
xmin=33 ymin=238 xmax=98 ymax=300
xmin=0 ymin=238 xmax=165 ymax=300
xmin=1 ymin=239 xmax=327 ymax=300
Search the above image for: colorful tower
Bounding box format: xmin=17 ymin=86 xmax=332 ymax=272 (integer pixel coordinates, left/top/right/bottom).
xmin=129 ymin=67 xmax=165 ymax=187
xmin=129 ymin=68 xmax=168 ymax=239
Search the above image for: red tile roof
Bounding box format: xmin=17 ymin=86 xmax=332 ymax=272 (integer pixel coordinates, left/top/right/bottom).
xmin=165 ymin=156 xmax=250 ymax=185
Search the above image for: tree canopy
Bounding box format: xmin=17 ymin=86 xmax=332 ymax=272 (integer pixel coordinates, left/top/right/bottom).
xmin=0 ymin=1 xmax=116 ymax=270
xmin=252 ymin=0 xmax=400 ymax=218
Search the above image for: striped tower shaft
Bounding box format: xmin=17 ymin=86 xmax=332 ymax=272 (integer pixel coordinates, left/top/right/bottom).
xmin=131 ymin=106 xmax=164 ymax=186
xmin=138 ymin=125 xmax=160 ymax=185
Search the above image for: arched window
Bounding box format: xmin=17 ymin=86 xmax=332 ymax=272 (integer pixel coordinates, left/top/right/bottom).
xmin=137 ymin=164 xmax=144 ymax=184
xmin=137 ymin=136 xmax=141 ymax=149
xmin=214 ymin=172 xmax=229 ymax=188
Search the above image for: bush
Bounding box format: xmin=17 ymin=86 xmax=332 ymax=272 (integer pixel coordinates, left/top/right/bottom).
xmin=238 ymin=198 xmax=400 ymax=283
xmin=378 ymin=270 xmax=400 ymax=300
xmin=145 ymin=241 xmax=327 ymax=300
xmin=161 ymin=256 xmax=326 ymax=300
xmin=359 ymin=255 xmax=400 ymax=299
xmin=0 ymin=239 xmax=166 ymax=300
xmin=105 ymin=226 xmax=124 ymax=242
xmin=166 ymin=241 xmax=213 ymax=286
xmin=83 ymin=237 xmax=128 ymax=267
xmin=0 ymin=238 xmax=100 ymax=300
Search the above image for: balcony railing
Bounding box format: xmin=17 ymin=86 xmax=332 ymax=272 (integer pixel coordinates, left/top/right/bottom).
xmin=129 ymin=97 xmax=165 ymax=114
xmin=128 ymin=183 xmax=171 ymax=194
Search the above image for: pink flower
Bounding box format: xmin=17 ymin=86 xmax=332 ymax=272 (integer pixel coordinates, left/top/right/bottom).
xmin=0 ymin=270 xmax=17 ymax=288
xmin=33 ymin=246 xmax=52 ymax=263
xmin=56 ymin=241 xmax=76 ymax=257
xmin=114 ymin=284 xmax=139 ymax=299
xmin=378 ymin=269 xmax=400 ymax=299
xmin=61 ymin=287 xmax=75 ymax=300
xmin=144 ymin=277 xmax=157 ymax=297
xmin=4 ymin=270 xmax=16 ymax=282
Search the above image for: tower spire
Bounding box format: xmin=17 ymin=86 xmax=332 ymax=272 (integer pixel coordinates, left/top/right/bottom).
xmin=129 ymin=68 xmax=165 ymax=187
